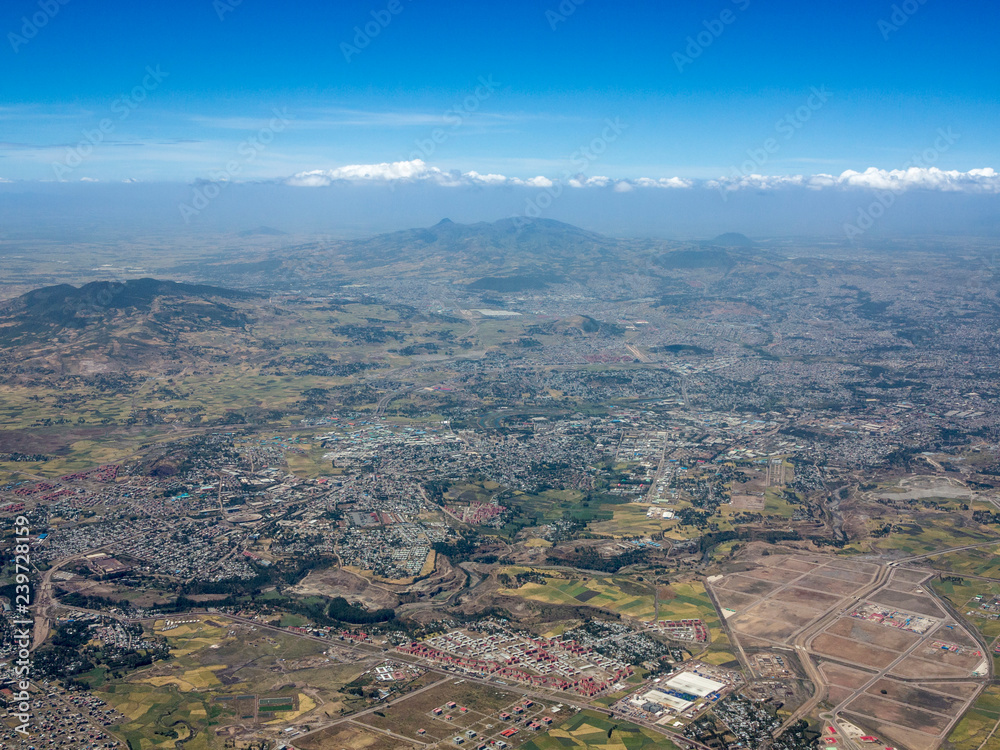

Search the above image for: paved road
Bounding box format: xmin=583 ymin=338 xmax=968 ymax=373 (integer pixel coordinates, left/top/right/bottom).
xmin=774 ymin=562 xmax=892 ymax=734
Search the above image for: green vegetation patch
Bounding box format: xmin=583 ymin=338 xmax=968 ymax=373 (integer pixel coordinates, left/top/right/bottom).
xmin=521 ymin=709 xmax=680 ymax=750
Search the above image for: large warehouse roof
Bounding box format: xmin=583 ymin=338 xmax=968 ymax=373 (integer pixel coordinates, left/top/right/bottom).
xmin=664 ymin=672 xmax=726 ymax=697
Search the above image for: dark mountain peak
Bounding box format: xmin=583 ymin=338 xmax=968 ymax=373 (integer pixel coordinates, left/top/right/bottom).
xmin=434 ymin=218 xmax=454 ymax=226
xmin=16 ymin=278 xmax=252 ymax=313
xmin=339 ymin=217 xmax=615 ymax=269
xmin=709 ymin=232 xmax=755 ymax=247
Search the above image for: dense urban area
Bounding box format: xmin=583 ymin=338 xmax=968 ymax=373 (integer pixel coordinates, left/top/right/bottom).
xmin=1 ymin=221 xmax=1000 ymax=750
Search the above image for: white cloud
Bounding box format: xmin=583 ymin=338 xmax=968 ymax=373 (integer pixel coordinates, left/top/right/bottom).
xmin=832 ymin=166 xmax=1000 ymax=193
xmin=285 ymin=161 xmax=1000 ymax=195
xmin=285 ymin=159 xmax=555 ymax=189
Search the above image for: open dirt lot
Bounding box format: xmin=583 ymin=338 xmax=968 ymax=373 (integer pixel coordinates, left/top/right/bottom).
xmin=845 ymin=693 xmax=955 ymax=734
xmin=819 ymin=661 xmax=875 ymax=689
xmin=713 ymin=574 xmax=783 ymax=597
xmin=843 ymin=714 xmax=943 ymax=750
xmin=770 ymin=586 xmax=843 ymax=610
xmin=823 ymin=616 xmax=922 ymax=651
xmin=868 ymin=588 xmax=947 ymax=618
xmin=811 ymin=633 xmax=900 ymax=669
xmin=793 ymin=573 xmax=867 ymax=596
xmin=890 ymin=654 xmax=973 ymax=679
xmin=297 ymin=722 xmax=419 ymax=750
xmin=728 ymin=603 xmax=812 ymax=643
xmin=865 ymin=679 xmax=971 ymax=715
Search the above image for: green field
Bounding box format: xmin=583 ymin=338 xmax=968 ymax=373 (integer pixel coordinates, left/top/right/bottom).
xmin=521 ymin=709 xmax=681 ymax=750
xmin=96 ymin=616 xmax=360 ymax=750
xmin=945 ymin=685 xmax=1000 ymax=749
xmin=500 ymin=568 xmax=657 ymax=620
xmin=932 ymin=577 xmax=1000 ymax=641
xmin=840 ymin=513 xmax=1000 ymax=557
xmin=500 ymin=570 xmax=726 ymax=655
xmin=922 ymin=545 xmax=1000 ymax=579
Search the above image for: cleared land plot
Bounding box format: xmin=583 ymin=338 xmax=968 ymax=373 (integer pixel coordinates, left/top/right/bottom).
xmin=819 ymin=661 xmax=875 ymax=689
xmin=812 ymin=566 xmax=877 ymax=584
xmin=758 ymin=556 xmax=822 ymax=574
xmin=793 ymin=573 xmax=865 ymax=596
xmin=770 ymin=586 xmax=842 ymax=610
xmin=868 ymin=589 xmax=945 ymax=618
xmin=825 ymin=559 xmax=881 ymax=574
xmin=845 ymin=693 xmax=954 ymax=734
xmin=823 ymin=616 xmax=921 ymax=651
xmin=355 ymin=679 xmax=525 ymax=743
xmin=865 ymin=679 xmax=970 ymax=715
xmin=826 ymin=685 xmax=855 ymax=707
xmin=738 ymin=565 xmax=808 ymax=583
xmin=711 ymin=588 xmax=759 ymax=613
xmin=843 ymin=715 xmax=943 ymax=750
xmin=297 ymin=723 xmax=419 ymax=750
xmin=712 ymin=574 xmax=783 ymax=598
xmin=811 ymin=634 xmax=899 ymax=669
xmin=728 ymin=603 xmax=808 ymax=643
xmin=891 ymin=567 xmax=932 ymax=584
xmin=890 ymin=654 xmax=971 ymax=679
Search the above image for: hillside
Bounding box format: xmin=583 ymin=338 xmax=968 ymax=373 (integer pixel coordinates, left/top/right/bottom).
xmin=0 ymin=278 xmax=257 ymax=346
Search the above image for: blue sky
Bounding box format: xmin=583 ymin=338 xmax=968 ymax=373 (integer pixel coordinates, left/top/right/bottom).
xmin=1 ymin=0 xmax=998 ymax=184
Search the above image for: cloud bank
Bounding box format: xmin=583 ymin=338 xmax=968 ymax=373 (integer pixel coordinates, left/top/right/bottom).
xmin=285 ymin=160 xmax=1000 ymax=194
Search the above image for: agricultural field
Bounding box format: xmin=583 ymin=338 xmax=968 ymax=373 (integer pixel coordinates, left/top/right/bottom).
xmin=95 ymin=617 xmax=368 ymax=750
xmin=932 ymin=577 xmax=1000 ymax=643
xmin=499 ymin=568 xmax=657 ymax=621
xmin=841 ymin=512 xmax=1000 ymax=557
xmin=520 ymin=710 xmax=680 ymax=750
xmin=943 ymin=685 xmax=1000 ymax=750
xmin=588 ymin=503 xmax=686 ymax=538
xmin=922 ymin=544 xmax=1000 ymax=580
xmin=498 ymin=569 xmax=726 ymax=654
